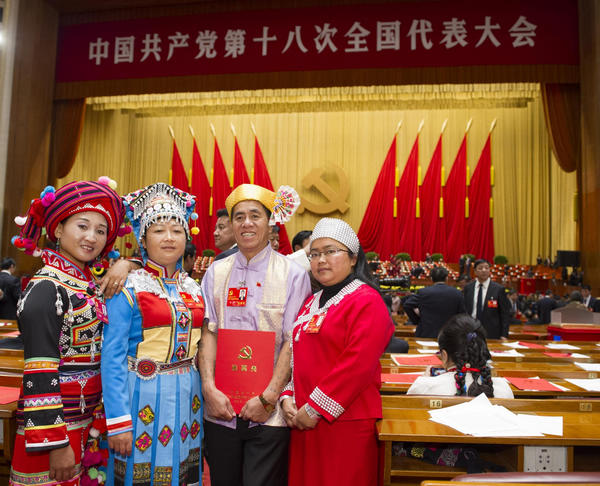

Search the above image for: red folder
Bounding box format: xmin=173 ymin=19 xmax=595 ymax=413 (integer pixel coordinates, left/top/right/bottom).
xmin=391 ymin=354 xmax=442 ymax=366
xmin=518 ymin=341 xmax=545 ymax=349
xmin=0 ymin=386 xmax=20 ymax=405
xmin=505 ymin=376 xmax=563 ymax=392
xmin=215 ymin=329 xmax=276 ymax=414
xmin=381 ymin=373 xmax=421 ymax=384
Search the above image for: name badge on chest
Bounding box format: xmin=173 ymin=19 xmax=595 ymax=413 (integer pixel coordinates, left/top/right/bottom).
xmin=94 ymin=299 xmax=108 ymax=323
xmin=227 ymin=287 xmax=248 ymax=307
xmin=305 ymin=313 xmax=326 ymax=333
xmin=180 ymin=292 xmax=203 ymax=309
xmin=487 ymin=299 xmax=498 ymax=308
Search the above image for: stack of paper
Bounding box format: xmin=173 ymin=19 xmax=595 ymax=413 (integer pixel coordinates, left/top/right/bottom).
xmin=415 ymin=340 xmax=439 ymax=348
xmin=490 ymin=349 xmax=524 ymax=357
xmin=502 ymin=341 xmax=530 ymax=349
xmin=546 ymin=343 xmax=580 ymax=350
xmin=428 ymin=393 xmax=563 ymax=437
xmin=564 ymin=378 xmax=600 ymax=391
xmin=574 ymin=362 xmax=600 ymax=372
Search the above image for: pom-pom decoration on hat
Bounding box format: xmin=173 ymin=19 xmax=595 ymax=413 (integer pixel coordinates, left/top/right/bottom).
xmin=12 ymin=178 xmax=125 ymax=259
xmin=270 ymin=185 xmax=301 ymax=225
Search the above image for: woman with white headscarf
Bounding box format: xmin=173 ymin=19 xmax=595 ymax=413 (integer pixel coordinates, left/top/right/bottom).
xmin=281 ymin=218 xmax=393 ymax=486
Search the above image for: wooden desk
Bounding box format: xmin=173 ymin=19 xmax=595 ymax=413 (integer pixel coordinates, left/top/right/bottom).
xmin=0 ymin=355 xmax=23 ymax=374
xmin=378 ymin=395 xmax=600 ymax=486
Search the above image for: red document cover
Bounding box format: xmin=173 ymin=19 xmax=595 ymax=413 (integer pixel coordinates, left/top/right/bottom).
xmin=381 ymin=373 xmax=421 ymax=384
xmin=391 ymin=354 xmax=442 ymax=366
xmin=505 ymin=377 xmax=563 ymax=392
xmin=544 ymin=352 xmax=571 ymax=358
xmin=518 ymin=341 xmax=545 ymax=349
xmin=0 ymin=386 xmax=20 ymax=405
xmin=215 ymin=329 xmax=276 ymax=414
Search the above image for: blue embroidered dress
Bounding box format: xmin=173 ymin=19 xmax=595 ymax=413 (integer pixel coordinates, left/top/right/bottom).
xmin=101 ymin=260 xmax=205 ymax=486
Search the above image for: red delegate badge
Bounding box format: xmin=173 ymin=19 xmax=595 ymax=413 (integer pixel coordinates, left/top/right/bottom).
xmin=305 ymin=314 xmax=326 ymax=333
xmin=227 ymin=287 xmax=248 ymax=307
xmin=487 ymin=299 xmax=498 ymax=308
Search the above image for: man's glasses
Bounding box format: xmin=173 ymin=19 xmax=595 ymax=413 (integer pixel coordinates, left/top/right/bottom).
xmin=308 ymin=248 xmax=351 ymax=261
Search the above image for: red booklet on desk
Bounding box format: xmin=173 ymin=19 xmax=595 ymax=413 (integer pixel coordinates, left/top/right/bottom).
xmin=215 ymin=329 xmax=276 ymax=414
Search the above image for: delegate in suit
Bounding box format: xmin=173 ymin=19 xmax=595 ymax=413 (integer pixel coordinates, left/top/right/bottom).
xmin=463 ymin=259 xmax=511 ymax=339
xmin=403 ymin=266 xmax=466 ymax=338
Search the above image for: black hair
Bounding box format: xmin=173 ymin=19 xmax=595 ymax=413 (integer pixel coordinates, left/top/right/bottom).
xmin=216 ymin=208 xmax=229 ymax=219
xmin=1 ymin=257 xmax=16 ymax=270
xmin=430 ymin=266 xmax=448 ymax=283
xmin=437 ymin=314 xmax=494 ymax=398
xmin=507 ymin=288 xmax=518 ymax=296
xmin=270 ymin=225 xmax=280 ymax=233
xmin=582 ymin=284 xmax=591 ymax=291
xmin=184 ymin=242 xmax=197 ymax=260
xmin=292 ymin=230 xmax=312 ymax=250
xmin=473 ymin=259 xmax=490 ymax=270
xmin=351 ymin=246 xmax=381 ymax=294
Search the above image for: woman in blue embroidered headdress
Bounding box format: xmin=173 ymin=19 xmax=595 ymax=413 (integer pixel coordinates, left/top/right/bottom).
xmin=101 ymin=183 xmax=206 ymax=486
xmin=9 ymin=178 xmax=125 ymax=486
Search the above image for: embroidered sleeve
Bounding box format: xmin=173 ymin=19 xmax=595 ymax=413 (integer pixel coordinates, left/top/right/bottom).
xmin=19 ymin=280 xmax=69 ymax=452
xmin=102 ymin=289 xmax=135 ymax=436
xmin=306 ymin=288 xmax=394 ymax=422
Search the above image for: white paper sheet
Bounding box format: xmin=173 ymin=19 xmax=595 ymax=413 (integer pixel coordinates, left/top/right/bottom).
xmin=546 ymin=343 xmax=580 ymax=350
xmin=515 ymin=414 xmax=563 ymax=436
xmin=428 ymin=393 xmax=563 ymax=437
xmin=565 ymin=378 xmax=600 ymax=391
xmin=502 ymin=341 xmax=530 ymax=349
xmin=417 ymin=348 xmax=437 ymax=353
xmin=574 ymin=362 xmax=600 ymax=372
xmin=415 ymin=340 xmax=439 ymax=347
xmin=569 ymin=353 xmax=590 ymax=359
xmin=490 ymin=349 xmax=524 ymax=357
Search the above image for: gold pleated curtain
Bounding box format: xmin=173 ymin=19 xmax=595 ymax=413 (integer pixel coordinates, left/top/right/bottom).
xmin=57 ymin=83 xmax=577 ymax=264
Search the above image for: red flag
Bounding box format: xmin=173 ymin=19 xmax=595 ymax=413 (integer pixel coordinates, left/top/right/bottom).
xmin=253 ymin=136 xmax=292 ymax=255
xmin=396 ymin=135 xmax=422 ymax=261
xmin=233 ymin=137 xmax=250 ymax=187
xmin=190 ymin=138 xmax=211 ymax=252
xmin=357 ymin=136 xmax=399 ymax=259
xmin=170 ymin=139 xmax=189 ymax=192
xmin=445 ymin=134 xmax=468 ymax=262
xmin=210 ymin=137 xmax=232 ymax=252
xmin=421 ymin=134 xmax=446 ymax=259
xmin=467 ymin=134 xmax=494 ymax=261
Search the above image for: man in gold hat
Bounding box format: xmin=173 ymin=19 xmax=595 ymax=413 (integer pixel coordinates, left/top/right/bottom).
xmin=198 ymin=184 xmax=311 ymax=486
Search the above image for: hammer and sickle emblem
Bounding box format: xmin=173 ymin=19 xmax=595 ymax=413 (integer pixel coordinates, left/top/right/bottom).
xmin=297 ymin=166 xmax=350 ymax=215
xmin=239 ymin=346 xmax=253 ymax=360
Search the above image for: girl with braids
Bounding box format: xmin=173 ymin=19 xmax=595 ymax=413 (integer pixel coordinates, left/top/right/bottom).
xmin=408 ymin=314 xmax=513 ymax=398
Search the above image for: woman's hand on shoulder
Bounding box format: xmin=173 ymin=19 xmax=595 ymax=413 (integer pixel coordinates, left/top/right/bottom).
xmin=100 ymin=260 xmax=139 ymax=298
xmin=48 ymin=444 xmax=76 ymax=482
xmin=108 ymin=431 xmax=133 ymax=457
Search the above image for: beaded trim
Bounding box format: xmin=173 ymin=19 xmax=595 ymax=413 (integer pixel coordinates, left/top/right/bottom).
xmin=309 ymin=386 xmax=344 ymax=419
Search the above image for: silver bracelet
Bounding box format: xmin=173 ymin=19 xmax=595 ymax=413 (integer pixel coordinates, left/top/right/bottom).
xmin=304 ymin=404 xmax=321 ymax=419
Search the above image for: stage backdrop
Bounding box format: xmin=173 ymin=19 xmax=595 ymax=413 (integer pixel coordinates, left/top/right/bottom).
xmin=57 ymin=83 xmax=576 ymax=264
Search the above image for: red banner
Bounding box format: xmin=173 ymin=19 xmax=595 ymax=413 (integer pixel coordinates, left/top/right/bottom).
xmin=56 ymin=0 xmax=578 ymax=83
